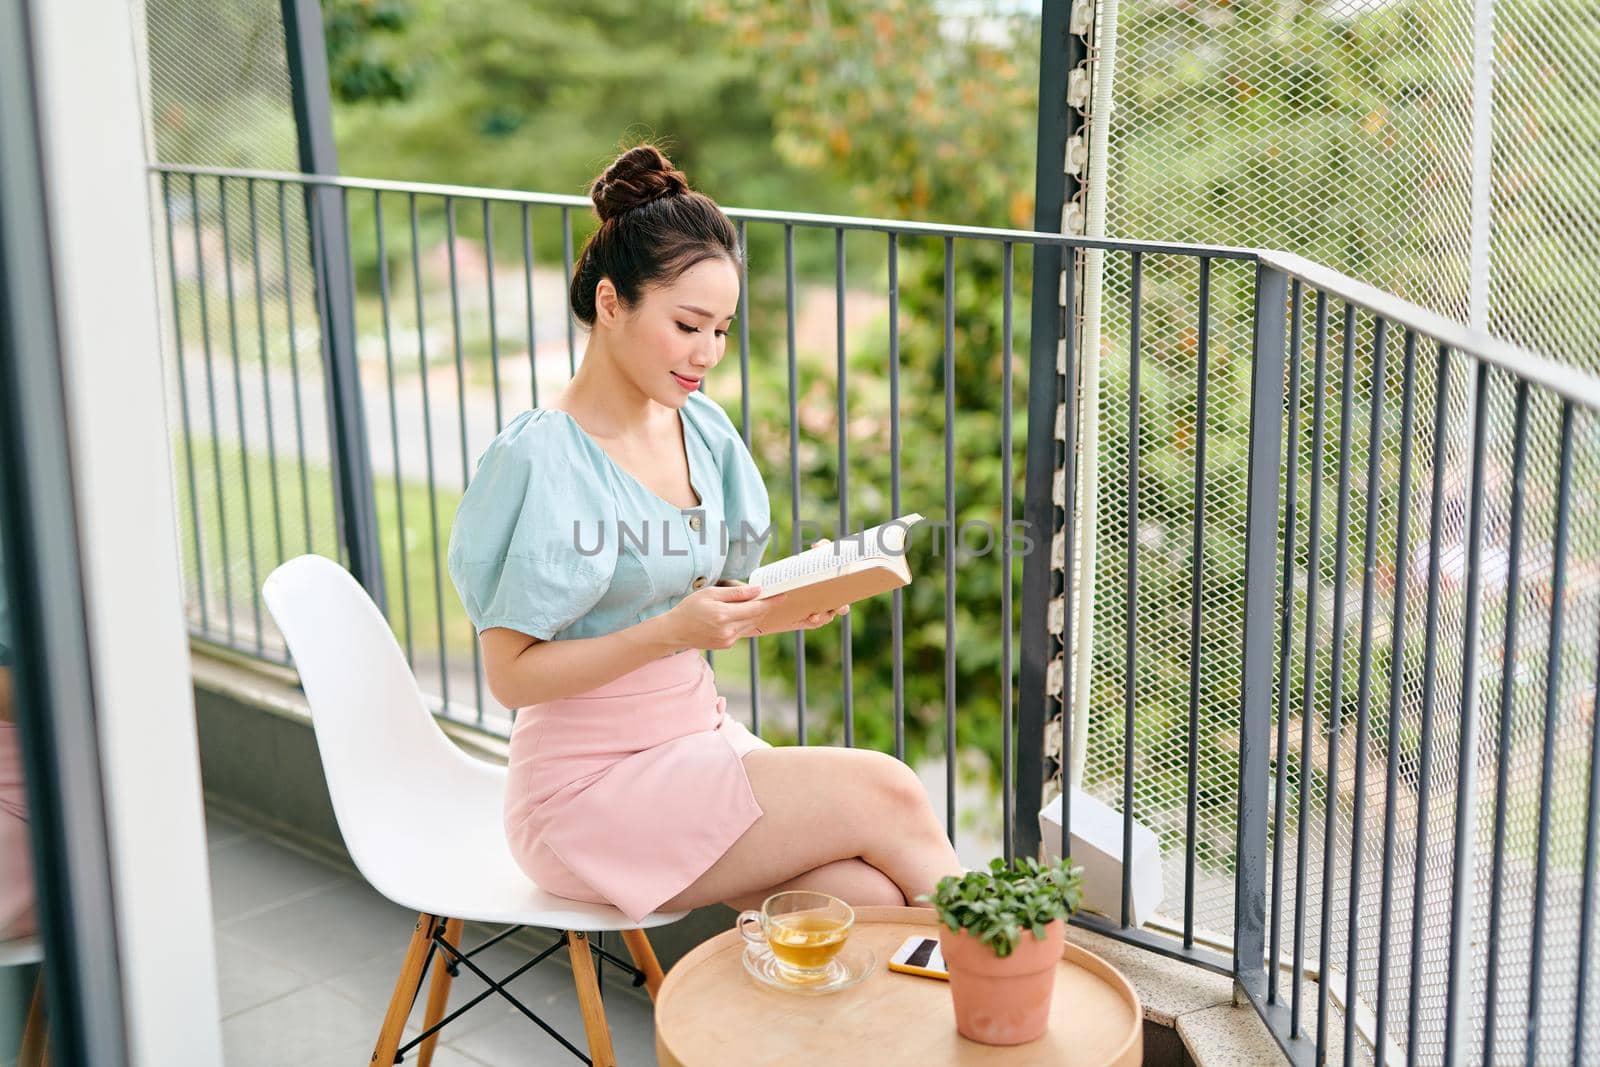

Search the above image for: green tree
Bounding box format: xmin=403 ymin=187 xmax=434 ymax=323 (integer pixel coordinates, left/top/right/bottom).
xmin=702 ymin=1 xmax=1043 ymax=785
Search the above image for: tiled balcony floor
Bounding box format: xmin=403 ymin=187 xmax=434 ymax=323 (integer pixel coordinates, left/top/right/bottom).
xmin=207 ymin=804 xmax=658 ymax=1066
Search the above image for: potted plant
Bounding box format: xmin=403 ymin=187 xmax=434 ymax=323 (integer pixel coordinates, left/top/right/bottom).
xmin=916 ymin=855 xmax=1084 ymax=1046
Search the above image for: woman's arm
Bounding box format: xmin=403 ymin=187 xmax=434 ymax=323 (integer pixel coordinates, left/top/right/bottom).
xmin=481 ymin=613 xmax=682 ymax=708
xmin=481 ymin=582 xmax=782 ymax=707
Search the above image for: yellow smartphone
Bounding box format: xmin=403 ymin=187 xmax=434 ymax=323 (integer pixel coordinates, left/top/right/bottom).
xmin=887 ymin=934 xmax=949 ymax=981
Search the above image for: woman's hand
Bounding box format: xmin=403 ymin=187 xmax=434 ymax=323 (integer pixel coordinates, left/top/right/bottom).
xmin=665 ymin=583 xmax=787 ymax=651
xmin=757 ymin=536 xmax=851 ymax=635
xmin=765 ymin=603 xmax=850 ymax=635
xmin=745 ymin=534 xmax=851 ymax=633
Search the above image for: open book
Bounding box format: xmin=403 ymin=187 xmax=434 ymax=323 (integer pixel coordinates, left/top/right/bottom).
xmin=739 ymin=514 xmax=924 ymax=632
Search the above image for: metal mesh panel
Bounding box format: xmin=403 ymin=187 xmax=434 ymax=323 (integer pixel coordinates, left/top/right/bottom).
xmin=1071 ymin=253 xmax=1257 ymax=944
xmin=146 ymin=0 xmax=300 ymax=170
xmin=1490 ymin=0 xmax=1600 ymax=366
xmin=1067 ymin=0 xmax=1600 ymax=1054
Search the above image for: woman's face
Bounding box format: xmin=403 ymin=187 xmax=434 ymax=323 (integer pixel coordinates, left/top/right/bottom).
xmin=596 ymin=256 xmax=740 ymax=407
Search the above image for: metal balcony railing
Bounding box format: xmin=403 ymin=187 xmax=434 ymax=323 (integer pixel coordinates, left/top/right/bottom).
xmin=151 ymin=162 xmax=1600 ymax=1066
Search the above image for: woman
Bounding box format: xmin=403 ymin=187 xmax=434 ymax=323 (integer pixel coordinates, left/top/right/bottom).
xmin=447 ymin=144 xmax=962 ymax=925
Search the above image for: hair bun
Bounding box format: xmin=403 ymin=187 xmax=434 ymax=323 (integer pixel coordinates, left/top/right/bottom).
xmin=589 ymin=145 xmax=691 ymax=223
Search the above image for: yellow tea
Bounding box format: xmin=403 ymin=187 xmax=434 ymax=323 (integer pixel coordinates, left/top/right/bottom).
xmin=768 ymin=914 xmax=849 ymax=973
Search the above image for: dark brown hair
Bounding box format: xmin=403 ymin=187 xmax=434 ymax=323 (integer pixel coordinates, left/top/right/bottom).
xmin=568 ymin=144 xmax=742 ymax=327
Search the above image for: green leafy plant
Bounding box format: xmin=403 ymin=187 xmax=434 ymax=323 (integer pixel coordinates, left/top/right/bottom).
xmin=916 ymin=856 xmax=1084 ymax=959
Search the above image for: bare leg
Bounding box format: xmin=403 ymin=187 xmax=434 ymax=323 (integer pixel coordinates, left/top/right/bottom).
xmin=659 ymin=746 xmax=962 ymax=913
xmin=723 ymin=857 xmax=906 ymax=913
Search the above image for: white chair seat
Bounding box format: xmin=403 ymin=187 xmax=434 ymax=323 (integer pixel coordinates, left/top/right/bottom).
xmin=0 ymin=935 xmax=42 ymax=968
xmin=364 ymin=752 xmax=686 ymax=930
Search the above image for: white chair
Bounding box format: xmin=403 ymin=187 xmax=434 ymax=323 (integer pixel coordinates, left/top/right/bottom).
xmin=262 ymin=554 xmax=685 ymax=1067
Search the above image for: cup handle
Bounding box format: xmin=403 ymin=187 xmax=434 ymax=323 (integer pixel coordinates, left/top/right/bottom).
xmin=736 ymin=910 xmax=766 ymax=948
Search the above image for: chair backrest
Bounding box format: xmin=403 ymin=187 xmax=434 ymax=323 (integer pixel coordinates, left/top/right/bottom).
xmin=261 ymin=555 xmax=500 ymax=894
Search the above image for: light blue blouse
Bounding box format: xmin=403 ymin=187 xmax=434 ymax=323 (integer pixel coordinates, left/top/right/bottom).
xmin=447 ymin=388 xmax=773 ymax=642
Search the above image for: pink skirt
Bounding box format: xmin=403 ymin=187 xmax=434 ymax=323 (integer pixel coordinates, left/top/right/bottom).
xmin=0 ymin=724 xmax=36 ymax=941
xmin=503 ymin=649 xmax=771 ymax=923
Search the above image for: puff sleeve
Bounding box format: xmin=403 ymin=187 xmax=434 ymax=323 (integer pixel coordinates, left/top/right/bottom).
xmin=684 ymin=392 xmax=773 ymax=583
xmin=447 ymin=412 xmax=618 ymax=641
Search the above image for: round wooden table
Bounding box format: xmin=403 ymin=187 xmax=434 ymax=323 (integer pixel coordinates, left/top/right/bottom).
xmin=654 ymin=905 xmax=1142 ymax=1066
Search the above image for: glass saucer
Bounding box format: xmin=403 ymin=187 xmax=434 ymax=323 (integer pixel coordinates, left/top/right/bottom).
xmin=742 ymin=940 xmax=877 ymax=995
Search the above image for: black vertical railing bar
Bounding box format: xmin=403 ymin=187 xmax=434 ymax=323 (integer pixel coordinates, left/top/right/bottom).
xmin=1482 ymin=378 xmax=1530 ymax=1061
xmin=1344 ymin=313 xmax=1389 ymax=1064
xmin=736 ymin=220 xmax=759 ymax=736
xmin=1017 ymin=0 xmax=1077 ymax=867
xmin=1404 ymin=344 xmax=1454 ymax=1065
xmin=338 ymin=185 xmax=369 ymax=572
xmin=218 ymin=177 xmax=265 ymax=653
xmin=737 ymin=221 xmax=751 ymax=440
xmin=784 ymin=225 xmax=806 ymax=744
xmin=1234 ymin=263 xmax=1290 ymax=1005
xmin=1017 ymin=229 xmax=1068 ymax=866
xmin=374 ymin=191 xmax=415 ymax=665
xmin=326 ymin=191 xmax=352 ymax=575
xmin=1443 ymin=356 xmax=1490 ymax=1065
xmin=1315 ymin=291 xmax=1353 ymax=1060
xmin=281 ymin=0 xmax=368 ymax=582
xmin=562 ymin=207 xmax=576 ymax=376
xmin=1525 ymin=401 xmax=1576 ymax=1067
xmin=482 ymin=200 xmax=502 ymax=431
xmin=1270 ymin=280 xmax=1306 ymax=1004
xmin=1446 ymin=361 xmax=1491 ymax=1067
xmin=445 ymin=197 xmax=487 ymax=725
xmin=1017 ymin=255 xmax=1071 ymax=860
xmin=944 ymin=236 xmax=958 ymax=843
xmin=1122 ymin=251 xmax=1143 ymax=927
xmin=1001 ymin=240 xmax=1015 ymax=865
xmin=889 ymin=232 xmax=905 ymax=764
xmin=1574 ymin=548 xmax=1600 ymax=1066
xmin=836 ymin=227 xmax=853 ymax=747
xmin=160 ymin=172 xmax=210 ymax=633
xmin=291 ymin=179 xmax=384 ymax=600
xmin=522 ymin=204 xmax=537 ymax=409
xmin=276 ymin=181 xmax=315 ymax=556
xmin=1059 ymin=248 xmax=1078 ymax=868
xmin=246 ymin=179 xmax=286 ymax=568
xmin=409 ymin=192 xmax=452 ymax=714
xmin=1374 ymin=327 xmax=1423 ymax=1066
xmin=1184 ymin=255 xmax=1211 ymax=947
xmin=1292 ymin=283 xmax=1328 ymax=1039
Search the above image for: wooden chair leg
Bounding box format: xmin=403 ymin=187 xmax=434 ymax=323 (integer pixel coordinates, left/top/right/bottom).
xmin=567 ymin=931 xmax=617 ymax=1067
xmin=19 ymin=970 xmax=46 ymax=1067
xmin=620 ymin=928 xmax=665 ymax=1002
xmin=370 ymin=913 xmax=435 ymax=1067
xmin=416 ymin=917 xmax=464 ymax=1067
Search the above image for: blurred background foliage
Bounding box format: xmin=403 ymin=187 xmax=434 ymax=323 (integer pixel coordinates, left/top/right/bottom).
xmin=148 ymin=0 xmax=1521 ymax=843
xmin=306 ymin=0 xmax=1047 ymax=785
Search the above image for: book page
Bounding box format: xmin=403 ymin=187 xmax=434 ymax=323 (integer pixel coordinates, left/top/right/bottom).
xmin=749 ymin=513 xmax=922 ymax=588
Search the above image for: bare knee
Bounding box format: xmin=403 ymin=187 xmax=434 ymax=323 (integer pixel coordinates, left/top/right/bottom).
xmin=865 ymin=751 xmax=936 ymax=825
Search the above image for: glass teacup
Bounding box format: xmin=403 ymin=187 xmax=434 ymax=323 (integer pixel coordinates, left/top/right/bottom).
xmin=737 ymin=891 xmax=854 ymax=983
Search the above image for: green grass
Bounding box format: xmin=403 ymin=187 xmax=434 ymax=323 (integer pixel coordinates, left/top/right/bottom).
xmin=174 ymin=434 xmax=470 ymax=658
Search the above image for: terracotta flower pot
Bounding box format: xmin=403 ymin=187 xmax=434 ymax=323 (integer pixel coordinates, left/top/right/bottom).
xmin=937 ymin=917 xmax=1066 ymax=1046
xmin=934 ymin=915 xmax=1062 ymax=1049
